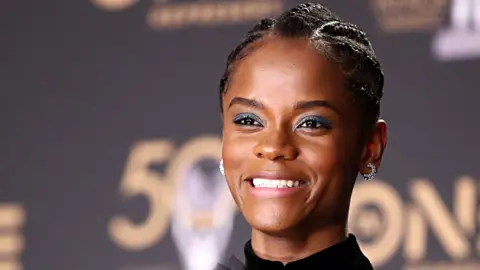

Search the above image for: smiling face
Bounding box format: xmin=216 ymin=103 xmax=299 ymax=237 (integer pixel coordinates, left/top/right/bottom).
xmin=221 ymin=36 xmax=373 ymax=235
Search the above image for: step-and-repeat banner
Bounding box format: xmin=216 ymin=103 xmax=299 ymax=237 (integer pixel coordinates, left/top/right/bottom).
xmin=2 ymin=0 xmax=480 ymax=269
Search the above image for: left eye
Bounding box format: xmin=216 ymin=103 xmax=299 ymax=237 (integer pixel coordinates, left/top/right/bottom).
xmin=299 ymin=120 xmax=322 ymax=128
xmin=297 ymin=117 xmax=332 ymax=129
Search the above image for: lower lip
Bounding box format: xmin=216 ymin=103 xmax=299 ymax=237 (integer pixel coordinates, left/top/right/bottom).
xmin=246 ymin=182 xmax=307 ymax=198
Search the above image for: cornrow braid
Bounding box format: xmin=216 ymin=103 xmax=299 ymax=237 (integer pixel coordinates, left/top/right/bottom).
xmin=219 ymin=18 xmax=275 ymax=104
xmin=219 ymin=3 xmax=384 ymax=127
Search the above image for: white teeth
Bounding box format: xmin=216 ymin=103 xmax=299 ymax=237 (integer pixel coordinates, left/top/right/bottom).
xmin=252 ymin=178 xmax=302 ymax=188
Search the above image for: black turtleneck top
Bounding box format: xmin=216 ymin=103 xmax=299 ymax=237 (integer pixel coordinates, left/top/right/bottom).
xmin=216 ymin=234 xmax=373 ymax=270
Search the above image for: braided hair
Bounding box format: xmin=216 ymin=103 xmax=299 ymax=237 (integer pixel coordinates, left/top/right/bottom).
xmin=219 ymin=3 xmax=384 ymax=128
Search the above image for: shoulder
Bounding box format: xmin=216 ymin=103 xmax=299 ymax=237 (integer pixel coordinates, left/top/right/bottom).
xmin=213 ymin=263 xmax=231 ymax=270
xmin=214 ymin=255 xmax=245 ymax=270
xmin=347 ymin=234 xmax=375 ymax=270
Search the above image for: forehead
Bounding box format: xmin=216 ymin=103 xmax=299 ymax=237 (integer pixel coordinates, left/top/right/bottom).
xmin=226 ymin=36 xmax=349 ymax=105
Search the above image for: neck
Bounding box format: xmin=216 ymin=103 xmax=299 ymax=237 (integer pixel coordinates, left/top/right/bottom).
xmin=250 ymin=222 xmax=347 ymax=265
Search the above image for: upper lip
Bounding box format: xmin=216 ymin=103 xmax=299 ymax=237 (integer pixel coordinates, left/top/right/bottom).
xmin=245 ymin=171 xmax=308 ymax=182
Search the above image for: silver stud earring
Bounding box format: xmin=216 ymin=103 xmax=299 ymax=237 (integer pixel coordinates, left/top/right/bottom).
xmin=362 ymin=163 xmax=377 ymax=180
xmin=219 ymin=159 xmax=224 ymax=175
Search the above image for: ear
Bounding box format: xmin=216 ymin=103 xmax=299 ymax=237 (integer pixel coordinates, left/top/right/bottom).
xmin=359 ymin=120 xmax=387 ymax=175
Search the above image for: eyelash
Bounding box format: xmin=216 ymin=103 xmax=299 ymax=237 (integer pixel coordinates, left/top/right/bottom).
xmin=296 ymin=116 xmax=332 ymax=130
xmin=232 ymin=114 xmax=332 ymax=130
xmin=233 ymin=113 xmax=263 ymax=127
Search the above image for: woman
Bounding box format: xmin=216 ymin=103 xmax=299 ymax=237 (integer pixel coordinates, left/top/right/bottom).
xmin=216 ymin=2 xmax=387 ymax=269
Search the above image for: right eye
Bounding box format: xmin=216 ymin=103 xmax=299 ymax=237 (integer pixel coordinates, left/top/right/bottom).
xmin=232 ymin=113 xmax=263 ymax=127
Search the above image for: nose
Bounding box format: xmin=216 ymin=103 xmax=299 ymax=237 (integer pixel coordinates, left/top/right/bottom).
xmin=253 ymin=130 xmax=299 ymax=161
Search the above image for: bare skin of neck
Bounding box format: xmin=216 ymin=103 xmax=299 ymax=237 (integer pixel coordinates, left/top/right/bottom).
xmin=250 ymin=223 xmax=347 ymax=265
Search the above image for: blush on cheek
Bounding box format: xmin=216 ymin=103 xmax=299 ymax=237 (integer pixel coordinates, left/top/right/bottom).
xmin=305 ymin=144 xmax=339 ymax=173
xmin=221 ymin=139 xmax=253 ymax=208
xmin=222 ymin=139 xmax=252 ymax=177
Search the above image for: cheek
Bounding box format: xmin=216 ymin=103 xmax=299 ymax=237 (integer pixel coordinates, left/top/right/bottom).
xmin=303 ymin=138 xmax=341 ymax=172
xmin=302 ymin=133 xmax=356 ymax=182
xmin=302 ymin=134 xmax=358 ymax=217
xmin=221 ymin=129 xmax=255 ymax=178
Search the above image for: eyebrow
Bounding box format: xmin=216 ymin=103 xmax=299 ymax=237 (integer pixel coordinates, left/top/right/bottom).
xmin=229 ymin=97 xmax=341 ymax=115
xmin=228 ymin=97 xmax=264 ymax=109
xmin=294 ymin=100 xmax=341 ymax=115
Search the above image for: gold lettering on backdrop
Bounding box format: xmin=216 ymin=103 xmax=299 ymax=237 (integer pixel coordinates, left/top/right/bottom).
xmin=146 ymin=0 xmax=283 ymax=29
xmin=407 ymin=177 xmax=475 ymax=260
xmin=350 ymin=176 xmax=479 ymax=268
xmin=349 ymin=180 xmax=404 ymax=266
xmin=455 ymin=176 xmax=476 ymax=236
xmin=404 ymin=204 xmax=426 ymax=263
xmin=371 ymin=0 xmax=448 ymax=32
xmin=108 ymin=136 xmax=235 ymax=251
xmin=91 ymin=0 xmax=139 ymax=11
xmin=90 ymin=0 xmax=284 ymax=30
xmin=108 ymin=140 xmax=176 ymax=250
xmin=0 ymin=203 xmax=26 ymax=270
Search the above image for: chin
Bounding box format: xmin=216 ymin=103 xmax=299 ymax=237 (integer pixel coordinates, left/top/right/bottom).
xmin=242 ymin=201 xmax=307 ymax=234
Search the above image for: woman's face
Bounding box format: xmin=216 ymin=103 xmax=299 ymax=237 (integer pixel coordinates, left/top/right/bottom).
xmin=221 ymin=37 xmax=385 ymax=234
